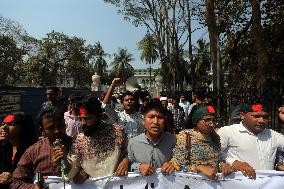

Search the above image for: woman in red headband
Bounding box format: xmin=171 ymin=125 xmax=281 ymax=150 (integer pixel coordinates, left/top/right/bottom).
xmin=0 ymin=113 xmax=36 ymax=189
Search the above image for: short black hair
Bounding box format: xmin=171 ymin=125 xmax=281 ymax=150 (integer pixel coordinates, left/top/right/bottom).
xmin=192 ymin=87 xmax=207 ymax=101
xmin=121 ymin=91 xmax=134 ymax=101
xmin=46 ymin=86 xmax=60 ymax=93
xmin=142 ymin=101 xmax=167 ymax=116
xmin=37 ymin=105 xmax=63 ymax=129
xmin=81 ymin=96 xmax=104 ymax=115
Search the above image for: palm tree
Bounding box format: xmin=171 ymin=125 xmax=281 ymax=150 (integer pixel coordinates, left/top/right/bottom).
xmin=111 ymin=48 xmax=135 ymax=82
xmin=193 ymin=39 xmax=211 ymax=86
xmin=138 ymin=33 xmax=159 ymax=88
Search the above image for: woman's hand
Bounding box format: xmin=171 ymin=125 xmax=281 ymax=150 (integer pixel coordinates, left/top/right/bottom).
xmin=161 ymin=162 xmax=175 ymax=174
xmin=195 ymin=165 xmax=218 ymax=180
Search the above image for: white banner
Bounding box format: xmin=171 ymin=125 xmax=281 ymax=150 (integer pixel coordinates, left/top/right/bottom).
xmin=47 ymin=170 xmax=284 ymax=189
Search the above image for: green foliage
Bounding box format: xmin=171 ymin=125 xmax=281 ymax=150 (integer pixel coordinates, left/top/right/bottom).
xmin=138 ymin=33 xmax=159 ymax=65
xmin=192 ymin=39 xmax=212 ymax=86
xmin=87 ymin=42 xmax=109 ymax=85
xmin=0 ymin=35 xmax=25 ymax=85
xmin=110 ymin=48 xmax=134 ymax=82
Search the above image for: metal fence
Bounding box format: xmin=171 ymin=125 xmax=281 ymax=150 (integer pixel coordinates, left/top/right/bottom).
xmin=210 ymin=87 xmax=284 ymax=131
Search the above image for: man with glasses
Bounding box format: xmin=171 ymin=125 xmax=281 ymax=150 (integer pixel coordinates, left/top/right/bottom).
xmin=67 ymin=96 xmax=128 ymax=184
xmin=102 ymin=78 xmax=144 ymax=139
xmin=218 ymin=103 xmax=284 ymax=179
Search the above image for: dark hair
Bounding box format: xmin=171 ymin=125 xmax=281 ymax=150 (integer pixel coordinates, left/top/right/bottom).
xmin=37 ymin=105 xmax=63 ymax=130
xmin=68 ymin=95 xmax=84 ymax=107
xmin=121 ymin=91 xmax=134 ymax=101
xmin=192 ymin=87 xmax=207 ymax=101
xmin=142 ymin=101 xmax=167 ymax=116
xmin=5 ymin=113 xmax=36 ymax=171
xmin=46 ymin=86 xmax=60 ymax=94
xmin=81 ymin=96 xmax=103 ymax=115
xmin=11 ymin=113 xmax=36 ymax=148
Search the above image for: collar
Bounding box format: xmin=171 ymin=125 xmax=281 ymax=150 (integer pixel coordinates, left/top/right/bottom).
xmin=139 ymin=132 xmax=166 ymax=145
xmin=238 ymin=121 xmax=266 ymax=135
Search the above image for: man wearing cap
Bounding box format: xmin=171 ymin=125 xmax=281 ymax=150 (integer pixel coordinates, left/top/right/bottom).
xmin=67 ymin=96 xmax=128 ymax=184
xmin=217 ymin=103 xmax=284 ymax=179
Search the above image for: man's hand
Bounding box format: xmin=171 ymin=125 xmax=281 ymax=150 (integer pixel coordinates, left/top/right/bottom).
xmin=52 ymin=145 xmax=65 ymax=167
xmin=0 ymin=172 xmax=12 ymax=184
xmin=115 ymin=158 xmax=128 ymax=176
xmin=195 ymin=165 xmax=218 ymax=180
xmin=161 ymin=162 xmax=175 ymax=174
xmin=111 ymin=78 xmax=122 ymax=88
xmin=73 ymin=169 xmax=89 ymax=184
xmin=221 ymin=163 xmax=233 ymax=177
xmin=139 ymin=163 xmax=155 ymax=176
xmin=232 ymin=160 xmax=256 ymax=179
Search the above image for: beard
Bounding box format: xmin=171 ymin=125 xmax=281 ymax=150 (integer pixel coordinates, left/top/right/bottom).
xmin=82 ymin=124 xmax=99 ymax=137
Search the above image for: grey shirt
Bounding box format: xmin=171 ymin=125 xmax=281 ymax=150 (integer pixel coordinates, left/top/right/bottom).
xmin=128 ymin=132 xmax=176 ymax=172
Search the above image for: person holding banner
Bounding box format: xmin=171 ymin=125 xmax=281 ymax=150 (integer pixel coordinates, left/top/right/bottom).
xmin=128 ymin=101 xmax=176 ymax=175
xmin=218 ymin=103 xmax=284 ymax=179
xmin=171 ymin=105 xmax=233 ymax=180
xmin=67 ymin=96 xmax=128 ymax=184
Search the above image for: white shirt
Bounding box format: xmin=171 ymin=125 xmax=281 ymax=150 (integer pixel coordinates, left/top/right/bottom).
xmin=179 ymin=101 xmax=190 ymax=117
xmin=217 ymin=122 xmax=284 ymax=170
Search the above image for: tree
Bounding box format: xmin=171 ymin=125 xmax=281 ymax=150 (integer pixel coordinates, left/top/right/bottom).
xmin=24 ymin=31 xmax=93 ymax=88
xmin=110 ymin=48 xmax=134 ymax=82
xmin=0 ymin=35 xmax=25 ymax=85
xmin=193 ymin=39 xmax=211 ymax=86
xmin=65 ymin=36 xmax=93 ymax=88
xmin=87 ymin=42 xmax=108 ymax=85
xmin=138 ymin=33 xmax=159 ymax=88
xmin=104 ymin=0 xmax=193 ymax=91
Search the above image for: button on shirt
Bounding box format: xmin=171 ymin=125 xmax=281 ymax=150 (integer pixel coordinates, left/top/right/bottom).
xmin=217 ymin=122 xmax=284 ymax=170
xmin=128 ymin=132 xmax=176 ymax=172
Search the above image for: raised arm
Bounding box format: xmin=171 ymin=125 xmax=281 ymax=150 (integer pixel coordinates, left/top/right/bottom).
xmin=103 ymin=78 xmax=122 ymax=105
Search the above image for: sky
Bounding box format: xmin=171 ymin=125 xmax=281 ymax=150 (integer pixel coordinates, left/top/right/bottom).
xmin=0 ymin=0 xmax=207 ymax=69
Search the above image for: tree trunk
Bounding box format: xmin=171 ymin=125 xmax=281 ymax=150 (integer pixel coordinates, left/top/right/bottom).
xmin=249 ymin=0 xmax=270 ymax=87
xmin=205 ymin=0 xmax=218 ymax=90
xmin=185 ymin=0 xmax=195 ymax=89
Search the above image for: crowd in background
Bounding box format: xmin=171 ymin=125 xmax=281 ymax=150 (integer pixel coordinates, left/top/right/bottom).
xmin=0 ymin=78 xmax=284 ymax=189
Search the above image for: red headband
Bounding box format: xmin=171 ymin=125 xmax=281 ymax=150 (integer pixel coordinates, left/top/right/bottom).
xmin=3 ymin=115 xmax=14 ymax=123
xmin=251 ymin=104 xmax=263 ymax=112
xmin=79 ymin=107 xmax=88 ymax=115
xmin=207 ymin=106 xmax=216 ymax=113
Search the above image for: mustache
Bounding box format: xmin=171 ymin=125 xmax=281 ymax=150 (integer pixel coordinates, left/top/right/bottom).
xmin=256 ymin=123 xmax=267 ymax=127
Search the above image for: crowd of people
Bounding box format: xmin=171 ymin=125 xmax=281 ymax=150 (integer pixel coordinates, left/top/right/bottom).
xmin=0 ymin=78 xmax=284 ymax=189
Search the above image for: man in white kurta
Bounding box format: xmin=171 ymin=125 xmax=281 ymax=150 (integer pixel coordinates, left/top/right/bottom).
xmin=217 ymin=103 xmax=284 ymax=179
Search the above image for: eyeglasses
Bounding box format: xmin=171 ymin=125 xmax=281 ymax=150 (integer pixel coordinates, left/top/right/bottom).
xmin=201 ymin=118 xmax=216 ymax=125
